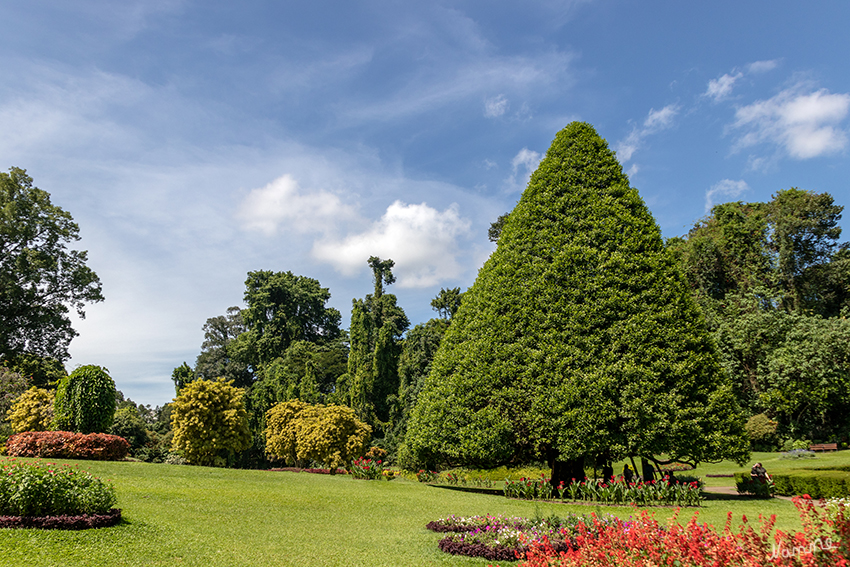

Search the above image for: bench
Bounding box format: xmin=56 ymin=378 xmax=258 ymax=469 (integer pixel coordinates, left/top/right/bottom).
xmin=809 ymin=443 xmax=838 ymax=452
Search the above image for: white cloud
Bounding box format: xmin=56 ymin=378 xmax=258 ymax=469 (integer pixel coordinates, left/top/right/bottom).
xmin=236 ymin=175 xmax=356 ymax=236
xmin=504 ymin=147 xmax=542 ymax=192
xmin=312 ymin=201 xmax=472 ymax=287
xmin=705 ymin=179 xmax=750 ymax=212
xmin=615 ymin=104 xmax=680 ymax=162
xmin=484 ymin=94 xmax=509 ymax=117
xmin=704 ymin=72 xmax=742 ymax=102
xmin=732 ymin=86 xmax=850 ymax=159
xmin=747 ymin=60 xmax=780 ymax=74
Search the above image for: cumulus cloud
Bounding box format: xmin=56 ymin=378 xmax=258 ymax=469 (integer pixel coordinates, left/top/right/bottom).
xmin=705 ymin=179 xmax=750 ymax=212
xmin=311 ymin=201 xmax=472 ymax=287
xmin=704 ymin=72 xmax=743 ymax=102
xmin=732 ymin=86 xmax=850 ymax=159
xmin=615 ymin=104 xmax=680 ymax=162
xmin=236 ymin=175 xmax=356 ymax=236
xmin=504 ymin=147 xmax=542 ymax=192
xmin=484 ymin=94 xmax=509 ymax=117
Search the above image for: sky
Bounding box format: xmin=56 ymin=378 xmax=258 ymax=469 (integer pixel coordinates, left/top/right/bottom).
xmin=2 ymin=1 xmax=849 ymax=407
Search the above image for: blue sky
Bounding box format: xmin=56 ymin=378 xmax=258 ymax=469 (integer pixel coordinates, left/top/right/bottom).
xmin=2 ymin=1 xmax=849 ymax=407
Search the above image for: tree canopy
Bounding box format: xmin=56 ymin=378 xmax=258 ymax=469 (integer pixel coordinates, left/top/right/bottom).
xmin=406 ymin=122 xmax=748 ymax=483
xmin=0 ymin=168 xmax=103 ymax=363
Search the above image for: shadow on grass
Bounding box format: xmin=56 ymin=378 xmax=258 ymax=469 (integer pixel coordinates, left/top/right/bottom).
xmin=702 ymin=491 xmax=770 ymax=502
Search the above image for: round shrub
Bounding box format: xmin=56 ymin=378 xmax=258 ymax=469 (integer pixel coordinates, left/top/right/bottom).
xmin=0 ymin=459 xmax=117 ymax=516
xmin=745 ymin=413 xmax=779 ymax=451
xmin=54 ymin=365 xmax=117 ymax=434
xmin=7 ymin=387 xmax=55 ymax=433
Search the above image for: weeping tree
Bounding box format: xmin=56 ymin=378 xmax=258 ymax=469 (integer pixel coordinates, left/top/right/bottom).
xmin=406 ymin=122 xmax=749 ymax=486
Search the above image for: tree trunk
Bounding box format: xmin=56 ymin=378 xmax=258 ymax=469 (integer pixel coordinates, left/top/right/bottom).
xmin=549 ymin=452 xmax=585 ymax=489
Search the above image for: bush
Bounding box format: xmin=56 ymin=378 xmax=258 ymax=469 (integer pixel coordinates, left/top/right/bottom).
xmin=6 ymin=387 xmax=54 ymax=433
xmin=0 ymin=459 xmax=117 ymax=516
xmin=505 ymin=475 xmax=703 ymax=506
xmin=110 ymin=405 xmax=149 ymax=453
xmin=264 ymin=400 xmax=371 ymax=471
xmin=170 ymin=378 xmax=251 ymax=466
xmin=781 ymin=437 xmax=813 ymax=452
xmin=744 ymin=413 xmax=779 ymax=451
xmin=54 ymin=365 xmax=116 ymax=433
xmin=5 ymin=431 xmax=129 ymax=460
xmin=770 ymin=472 xmax=850 ymax=499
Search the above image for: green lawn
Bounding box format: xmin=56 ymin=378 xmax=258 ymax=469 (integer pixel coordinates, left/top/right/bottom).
xmin=0 ymin=456 xmax=820 ymax=567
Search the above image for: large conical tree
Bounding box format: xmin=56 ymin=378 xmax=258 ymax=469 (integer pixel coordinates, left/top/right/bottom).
xmin=406 ymin=122 xmax=748 ymax=485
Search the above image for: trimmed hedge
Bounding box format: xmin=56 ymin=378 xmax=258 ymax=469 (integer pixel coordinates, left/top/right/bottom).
xmin=736 ymin=471 xmax=850 ymax=498
xmin=6 ymin=431 xmax=130 ymax=460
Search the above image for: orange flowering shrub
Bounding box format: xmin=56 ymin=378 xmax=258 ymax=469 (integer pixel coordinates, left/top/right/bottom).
xmin=5 ymin=431 xmax=129 ymax=460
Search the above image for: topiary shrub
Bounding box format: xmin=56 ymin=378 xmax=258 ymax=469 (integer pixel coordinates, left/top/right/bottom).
xmin=54 ymin=365 xmax=116 ymax=433
xmin=0 ymin=459 xmax=118 ymax=523
xmin=7 ymin=387 xmax=55 ymax=433
xmin=170 ymin=378 xmax=251 ymax=466
xmin=5 ymin=431 xmax=129 ymax=460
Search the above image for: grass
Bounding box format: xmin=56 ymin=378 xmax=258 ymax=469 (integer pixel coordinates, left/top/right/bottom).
xmin=0 ymin=456 xmax=825 ymax=567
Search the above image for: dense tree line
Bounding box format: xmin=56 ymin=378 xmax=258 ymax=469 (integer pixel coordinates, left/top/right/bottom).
xmin=667 ymin=189 xmax=850 ymax=446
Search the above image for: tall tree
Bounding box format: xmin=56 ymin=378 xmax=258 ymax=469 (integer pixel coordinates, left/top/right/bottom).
xmin=406 ymin=122 xmax=748 ymax=484
xmin=345 ymin=257 xmax=409 ymax=440
xmin=0 ymin=167 xmax=103 ymax=363
xmin=194 ymin=306 xmax=251 ymax=387
xmin=430 ymin=287 xmax=463 ymax=320
xmin=238 ymin=271 xmax=342 ymax=373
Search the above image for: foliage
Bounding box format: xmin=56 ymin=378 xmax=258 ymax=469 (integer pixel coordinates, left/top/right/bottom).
xmin=170 ymin=362 xmax=195 ymax=394
xmin=782 ymin=449 xmax=817 ymax=459
xmin=110 ymin=404 xmax=150 ymax=452
xmin=0 ymin=367 xmax=29 ymax=421
xmin=5 ymin=431 xmax=129 ymax=460
xmin=407 ymin=122 xmax=749 ymax=483
xmin=344 ymin=256 xmax=409 ymax=440
xmin=349 ymin=456 xmax=387 ymax=480
xmin=2 ymin=352 xmax=67 ymax=388
xmin=504 ymin=474 xmax=703 ymax=507
xmin=54 ymin=365 xmax=117 ymax=434
xmin=264 ymin=400 xmax=371 ymax=471
xmin=747 ymin=413 xmax=780 ymax=451
xmin=193 ymin=306 xmax=252 ymax=387
xmin=170 ymin=378 xmax=251 ymax=466
xmin=0 ymin=459 xmax=117 ymax=516
xmin=238 ymin=270 xmax=342 ymax=373
xmin=515 ymin=496 xmax=850 ymax=567
xmin=7 ymin=386 xmax=55 ymax=432
xmin=430 ymin=287 xmax=463 ymax=319
xmin=0 ymin=167 xmax=103 ymax=363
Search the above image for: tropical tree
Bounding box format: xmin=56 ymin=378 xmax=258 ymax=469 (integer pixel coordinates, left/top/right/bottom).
xmin=53 ymin=365 xmax=116 ymax=433
xmin=343 ymin=257 xmax=409 ymax=440
xmin=406 ymin=122 xmax=749 ymax=485
xmin=0 ymin=167 xmax=103 ymax=364
xmin=193 ymin=306 xmax=251 ymax=386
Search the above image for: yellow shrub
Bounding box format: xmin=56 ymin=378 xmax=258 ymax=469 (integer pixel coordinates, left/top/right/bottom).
xmin=170 ymin=378 xmax=251 ymax=466
xmin=7 ymin=387 xmax=55 ymax=433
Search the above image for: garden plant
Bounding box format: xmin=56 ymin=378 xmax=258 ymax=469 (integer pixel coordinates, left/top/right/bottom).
xmin=504 ymin=474 xmax=703 ymax=507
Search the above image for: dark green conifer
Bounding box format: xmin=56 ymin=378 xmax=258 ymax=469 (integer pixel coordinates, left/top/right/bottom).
xmin=406 ymin=122 xmax=748 ymax=484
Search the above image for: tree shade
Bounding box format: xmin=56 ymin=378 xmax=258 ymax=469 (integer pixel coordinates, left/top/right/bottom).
xmin=406 ymin=122 xmax=749 ymax=484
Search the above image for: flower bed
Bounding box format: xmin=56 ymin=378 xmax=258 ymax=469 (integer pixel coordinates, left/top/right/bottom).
xmin=427 ymin=514 xmax=616 ymax=560
xmin=0 ymin=459 xmax=119 ymax=529
xmin=504 ymin=474 xmax=703 ymax=506
xmin=6 ymin=431 xmax=129 ymax=461
xmin=349 ymin=457 xmax=396 ymax=480
xmin=508 ymin=496 xmax=849 ymax=567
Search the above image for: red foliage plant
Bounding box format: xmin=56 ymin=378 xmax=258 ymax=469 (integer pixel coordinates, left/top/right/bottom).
xmin=5 ymin=431 xmax=130 ymax=461
xmin=500 ymin=496 xmax=848 ymax=567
